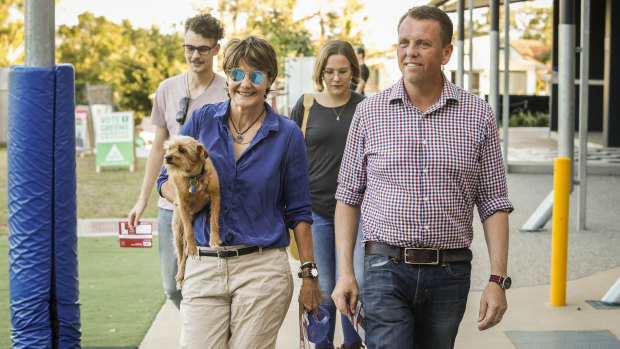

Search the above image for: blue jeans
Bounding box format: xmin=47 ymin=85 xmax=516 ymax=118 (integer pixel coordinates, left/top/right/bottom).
xmin=158 ymin=208 xmax=182 ymax=309
xmin=312 ymin=212 xmax=364 ymax=348
xmin=363 ymin=253 xmax=471 ymax=349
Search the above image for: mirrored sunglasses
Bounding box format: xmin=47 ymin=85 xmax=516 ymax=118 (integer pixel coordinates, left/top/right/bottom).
xmin=228 ymin=68 xmax=266 ymax=85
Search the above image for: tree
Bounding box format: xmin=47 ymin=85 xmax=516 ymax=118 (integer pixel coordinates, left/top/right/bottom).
xmin=0 ymin=0 xmax=24 ymax=66
xmin=216 ymin=0 xmax=367 ymax=82
xmin=56 ymin=12 xmax=185 ymax=119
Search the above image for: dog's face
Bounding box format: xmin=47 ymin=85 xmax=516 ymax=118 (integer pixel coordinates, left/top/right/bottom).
xmin=163 ymin=135 xmax=209 ymax=176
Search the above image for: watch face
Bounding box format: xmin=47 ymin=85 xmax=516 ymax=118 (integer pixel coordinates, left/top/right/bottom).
xmin=310 ymin=268 xmax=319 ymax=278
xmin=503 ymin=277 xmax=512 ymax=289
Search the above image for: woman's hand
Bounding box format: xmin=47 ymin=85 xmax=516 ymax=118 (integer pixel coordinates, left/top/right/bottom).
xmin=299 ymin=278 xmax=323 ymax=313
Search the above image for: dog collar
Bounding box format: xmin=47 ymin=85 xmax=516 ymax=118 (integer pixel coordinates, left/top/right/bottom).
xmin=186 ymin=165 xmax=205 ymax=195
xmin=186 ymin=165 xmax=206 ymax=180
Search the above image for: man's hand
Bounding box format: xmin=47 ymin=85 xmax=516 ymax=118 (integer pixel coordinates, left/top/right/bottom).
xmin=332 ymin=273 xmax=359 ymax=316
xmin=299 ymin=278 xmax=323 ymax=314
xmin=478 ymin=282 xmax=507 ymax=330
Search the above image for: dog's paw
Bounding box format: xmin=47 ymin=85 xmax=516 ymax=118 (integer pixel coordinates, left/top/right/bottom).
xmin=187 ymin=244 xmax=198 ymax=257
xmin=209 ymin=236 xmax=222 ymax=248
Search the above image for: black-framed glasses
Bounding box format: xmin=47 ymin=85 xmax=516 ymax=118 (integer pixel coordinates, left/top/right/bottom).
xmin=183 ymin=43 xmax=217 ymax=55
xmin=228 ymin=68 xmax=266 ymax=85
xmin=176 ymin=97 xmax=189 ymax=124
xmin=323 ymin=68 xmax=351 ymax=78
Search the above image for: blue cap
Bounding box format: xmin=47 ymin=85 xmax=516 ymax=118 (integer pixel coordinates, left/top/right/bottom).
xmin=307 ymin=307 xmax=330 ymax=343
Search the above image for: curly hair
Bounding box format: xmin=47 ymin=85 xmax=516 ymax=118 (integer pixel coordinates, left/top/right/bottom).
xmin=184 ymin=13 xmax=224 ymax=42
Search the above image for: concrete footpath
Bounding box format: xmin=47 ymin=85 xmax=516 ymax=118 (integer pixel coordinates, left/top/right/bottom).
xmin=132 ymin=127 xmax=620 ymax=348
xmin=137 ymin=180 xmax=620 ymax=349
xmin=140 ymin=265 xmax=620 ymax=349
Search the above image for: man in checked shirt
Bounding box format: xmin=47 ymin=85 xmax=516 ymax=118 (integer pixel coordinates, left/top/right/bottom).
xmin=331 ymin=6 xmax=514 ymax=349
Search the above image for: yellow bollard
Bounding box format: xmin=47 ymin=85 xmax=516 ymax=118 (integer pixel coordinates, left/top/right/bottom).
xmin=550 ymin=157 xmax=571 ymax=306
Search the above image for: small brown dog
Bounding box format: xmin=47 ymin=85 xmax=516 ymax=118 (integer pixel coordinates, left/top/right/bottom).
xmin=164 ymin=135 xmax=221 ymax=289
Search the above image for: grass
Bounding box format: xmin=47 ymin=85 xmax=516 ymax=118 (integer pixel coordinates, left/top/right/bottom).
xmin=0 ymin=147 xmax=160 ymax=236
xmin=74 ymin=153 xmax=160 ymax=220
xmin=1 ymin=147 xmax=165 ymax=347
xmin=1 ymin=236 xmax=164 ymax=348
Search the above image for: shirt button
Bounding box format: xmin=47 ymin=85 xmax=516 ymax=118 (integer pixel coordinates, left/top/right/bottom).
xmin=423 ymin=168 xmax=428 ymax=173
xmin=424 ymin=197 xmax=429 ymax=202
xmin=424 ymin=225 xmax=430 ymax=230
xmin=422 ymin=140 xmax=427 ymax=145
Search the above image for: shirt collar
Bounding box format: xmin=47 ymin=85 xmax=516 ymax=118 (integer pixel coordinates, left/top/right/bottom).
xmin=389 ymin=72 xmax=461 ymax=109
xmin=214 ymin=99 xmax=280 ymax=134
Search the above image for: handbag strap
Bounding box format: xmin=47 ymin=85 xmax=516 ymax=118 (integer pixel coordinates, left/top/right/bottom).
xmin=301 ymin=93 xmax=314 ymax=138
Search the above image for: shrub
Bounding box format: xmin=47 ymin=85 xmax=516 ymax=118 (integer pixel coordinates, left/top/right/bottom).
xmin=509 ymin=108 xmax=549 ymax=127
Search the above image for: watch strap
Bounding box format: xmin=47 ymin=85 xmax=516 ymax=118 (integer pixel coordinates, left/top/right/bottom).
xmin=298 ymin=262 xmax=319 ymax=279
xmin=489 ymin=274 xmax=510 ymax=289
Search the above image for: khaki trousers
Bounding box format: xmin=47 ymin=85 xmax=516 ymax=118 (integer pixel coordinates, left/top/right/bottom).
xmin=180 ymin=246 xmax=293 ymax=349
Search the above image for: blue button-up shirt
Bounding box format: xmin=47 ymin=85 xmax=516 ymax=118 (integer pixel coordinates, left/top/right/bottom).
xmin=157 ymin=100 xmax=312 ymax=247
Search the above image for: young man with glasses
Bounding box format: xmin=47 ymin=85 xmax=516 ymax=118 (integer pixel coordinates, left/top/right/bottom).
xmin=127 ymin=13 xmax=228 ymax=309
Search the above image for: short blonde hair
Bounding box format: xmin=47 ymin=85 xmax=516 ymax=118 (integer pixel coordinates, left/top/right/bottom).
xmin=312 ymin=40 xmax=360 ymax=92
xmin=222 ymin=36 xmax=278 ymax=98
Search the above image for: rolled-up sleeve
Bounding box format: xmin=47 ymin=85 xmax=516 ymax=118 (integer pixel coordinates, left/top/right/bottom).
xmin=156 ymin=166 xmax=168 ymax=198
xmin=335 ymin=105 xmax=367 ymax=206
xmin=475 ymin=110 xmax=514 ymax=221
xmin=282 ymin=126 xmax=313 ymax=229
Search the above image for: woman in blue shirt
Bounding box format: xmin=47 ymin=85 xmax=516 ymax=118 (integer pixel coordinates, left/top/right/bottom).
xmin=158 ymin=36 xmax=322 ymax=348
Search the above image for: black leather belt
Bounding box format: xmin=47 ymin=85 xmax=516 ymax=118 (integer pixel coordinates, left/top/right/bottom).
xmin=365 ymin=241 xmax=472 ymax=265
xmin=198 ymin=246 xmax=267 ymax=258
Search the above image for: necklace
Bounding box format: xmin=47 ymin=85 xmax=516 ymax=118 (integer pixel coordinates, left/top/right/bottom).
xmin=333 ymin=104 xmax=346 ymax=121
xmin=230 ymin=107 xmax=265 ymax=144
xmin=189 ymin=72 xmax=216 ymax=97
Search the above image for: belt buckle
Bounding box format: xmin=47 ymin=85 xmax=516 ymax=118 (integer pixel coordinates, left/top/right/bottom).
xmin=404 ymin=248 xmax=439 ymax=265
xmin=217 ymin=249 xmax=239 ymax=258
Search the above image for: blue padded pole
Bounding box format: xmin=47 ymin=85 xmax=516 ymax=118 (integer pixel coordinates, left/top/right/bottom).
xmin=53 ymin=64 xmax=81 ymax=348
xmin=8 ymin=66 xmax=55 ymax=348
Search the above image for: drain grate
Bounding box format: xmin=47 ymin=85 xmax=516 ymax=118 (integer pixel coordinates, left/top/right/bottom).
xmin=505 ymin=330 xmax=620 ymax=349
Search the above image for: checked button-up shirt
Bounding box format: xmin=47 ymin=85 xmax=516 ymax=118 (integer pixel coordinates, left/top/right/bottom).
xmin=335 ymin=75 xmax=514 ymax=250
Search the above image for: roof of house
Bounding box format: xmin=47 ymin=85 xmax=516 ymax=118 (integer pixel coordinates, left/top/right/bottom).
xmin=509 ymin=39 xmax=549 ymax=59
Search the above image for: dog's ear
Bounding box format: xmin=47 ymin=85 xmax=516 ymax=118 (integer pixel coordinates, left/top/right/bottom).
xmin=198 ymin=144 xmax=209 ymax=159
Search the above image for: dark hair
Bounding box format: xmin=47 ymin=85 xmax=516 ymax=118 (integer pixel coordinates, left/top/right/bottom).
xmin=356 ymin=47 xmax=365 ymax=57
xmin=312 ymin=40 xmax=361 ymax=92
xmin=222 ymin=36 xmax=278 ymax=99
xmin=398 ymin=6 xmax=453 ymax=47
xmin=184 ymin=13 xmax=224 ymax=41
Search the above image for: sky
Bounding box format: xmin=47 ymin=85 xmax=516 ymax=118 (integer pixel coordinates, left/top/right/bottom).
xmin=54 ymin=0 xmax=425 ymax=52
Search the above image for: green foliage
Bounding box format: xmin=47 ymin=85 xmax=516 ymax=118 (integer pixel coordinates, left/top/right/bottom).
xmin=249 ymin=9 xmax=314 ymax=76
xmin=464 ymin=4 xmax=552 ymax=48
xmin=56 ymin=12 xmax=185 ymax=119
xmin=217 ymin=0 xmax=366 ymax=83
xmin=0 ymin=0 xmax=24 ymax=65
xmin=517 ymin=6 xmax=553 ymax=48
xmin=0 ymin=236 xmax=164 ymax=348
xmin=508 ymin=108 xmax=549 ymax=127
